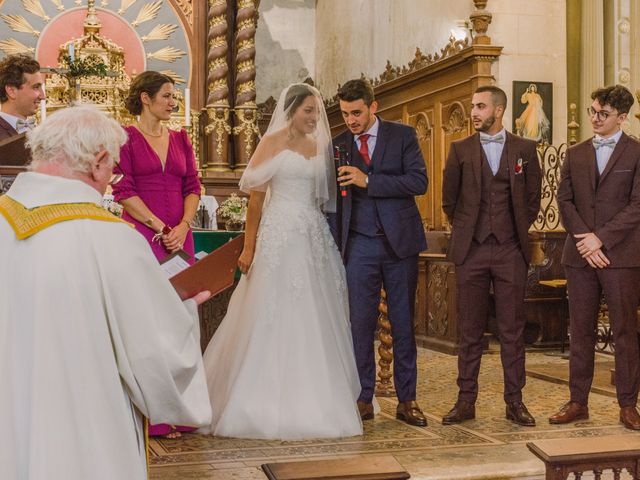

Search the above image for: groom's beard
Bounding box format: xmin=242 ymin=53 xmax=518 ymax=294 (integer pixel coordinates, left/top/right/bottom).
xmin=473 ymin=115 xmax=496 ymax=133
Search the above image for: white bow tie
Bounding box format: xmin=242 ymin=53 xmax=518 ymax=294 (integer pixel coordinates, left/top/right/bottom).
xmin=16 ymin=118 xmax=35 ymax=132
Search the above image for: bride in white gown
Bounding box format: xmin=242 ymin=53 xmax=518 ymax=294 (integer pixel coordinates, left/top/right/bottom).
xmin=201 ymin=83 xmax=363 ymax=440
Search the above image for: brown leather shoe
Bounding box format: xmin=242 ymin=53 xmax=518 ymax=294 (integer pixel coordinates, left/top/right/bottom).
xmin=396 ymin=400 xmax=427 ymax=427
xmin=505 ymin=401 xmax=536 ymax=426
xmin=357 ymin=401 xmax=374 ymax=421
xmin=620 ymin=406 xmax=640 ymax=430
xmin=548 ymin=401 xmax=589 ymax=424
xmin=442 ymin=400 xmax=475 ymax=425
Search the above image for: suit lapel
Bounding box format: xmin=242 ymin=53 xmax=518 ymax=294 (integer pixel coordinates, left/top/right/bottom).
xmin=472 ymin=133 xmax=482 ymax=190
xmin=370 ymin=117 xmax=387 ymax=169
xmin=0 ymin=116 xmax=17 ymax=139
xmin=598 ymin=133 xmax=629 ymax=184
xmin=504 ymin=132 xmax=515 ymax=191
xmin=341 ymin=132 xmax=354 ymax=249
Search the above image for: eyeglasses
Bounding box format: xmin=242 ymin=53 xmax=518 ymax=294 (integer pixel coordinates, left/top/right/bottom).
xmin=587 ymin=106 xmax=620 ymax=122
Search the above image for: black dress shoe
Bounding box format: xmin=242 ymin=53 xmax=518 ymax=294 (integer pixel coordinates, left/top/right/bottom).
xmin=442 ymin=400 xmax=475 ymax=425
xmin=506 ymin=401 xmax=536 ymax=426
xmin=396 ymin=400 xmax=427 ymax=427
xmin=357 ymin=401 xmax=374 ymax=421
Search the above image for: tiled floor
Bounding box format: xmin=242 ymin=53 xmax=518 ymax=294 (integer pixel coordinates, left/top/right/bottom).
xmin=150 ymin=348 xmax=634 ymax=480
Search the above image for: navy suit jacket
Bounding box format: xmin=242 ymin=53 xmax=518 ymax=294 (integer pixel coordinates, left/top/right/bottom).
xmin=330 ymin=118 xmax=428 ymax=259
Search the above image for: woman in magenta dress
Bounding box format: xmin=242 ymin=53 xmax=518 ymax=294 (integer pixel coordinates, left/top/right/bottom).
xmin=112 ymin=71 xmax=201 ymax=438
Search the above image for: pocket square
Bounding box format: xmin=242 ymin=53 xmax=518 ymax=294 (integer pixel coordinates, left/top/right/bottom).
xmin=613 ymin=169 xmax=632 ymax=173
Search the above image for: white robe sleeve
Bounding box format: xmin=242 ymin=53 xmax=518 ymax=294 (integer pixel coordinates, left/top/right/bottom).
xmin=94 ymin=223 xmax=212 ymax=427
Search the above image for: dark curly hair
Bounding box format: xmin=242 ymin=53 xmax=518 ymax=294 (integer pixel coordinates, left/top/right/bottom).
xmin=124 ymin=71 xmax=174 ymax=115
xmin=591 ymin=85 xmax=635 ymax=114
xmin=0 ymin=54 xmax=41 ymax=103
xmin=337 ymin=79 xmax=375 ymax=106
xmin=283 ymin=83 xmax=314 ymax=119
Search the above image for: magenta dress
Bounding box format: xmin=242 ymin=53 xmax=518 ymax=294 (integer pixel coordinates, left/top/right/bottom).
xmin=113 ymin=126 xmax=201 ymax=263
xmin=113 ymin=126 xmax=201 ymax=437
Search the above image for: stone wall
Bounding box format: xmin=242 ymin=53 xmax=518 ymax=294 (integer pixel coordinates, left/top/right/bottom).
xmin=255 ymin=0 xmax=316 ymax=103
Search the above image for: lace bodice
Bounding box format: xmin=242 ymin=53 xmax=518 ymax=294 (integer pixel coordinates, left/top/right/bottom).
xmin=255 ymin=150 xmax=343 ymax=294
xmin=266 ymin=150 xmax=319 ymax=209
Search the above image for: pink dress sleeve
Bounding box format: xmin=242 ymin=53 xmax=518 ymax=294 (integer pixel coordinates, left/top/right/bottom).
xmin=112 ymin=129 xmax=138 ymax=202
xmin=180 ymin=129 xmax=201 ymax=198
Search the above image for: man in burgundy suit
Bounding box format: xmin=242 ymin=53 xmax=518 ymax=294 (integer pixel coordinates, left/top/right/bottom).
xmin=0 ymin=54 xmax=44 ymax=140
xmin=549 ymin=85 xmax=640 ymax=430
xmin=441 ymin=85 xmax=541 ymax=426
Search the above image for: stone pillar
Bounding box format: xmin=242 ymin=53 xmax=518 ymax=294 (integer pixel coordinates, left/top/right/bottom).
xmin=567 ymin=0 xmax=582 ymax=141
xmin=232 ymin=0 xmax=260 ymax=171
xmin=204 ymin=0 xmax=232 ymax=172
xmin=580 ymin=0 xmax=605 ymax=140
xmin=608 ymin=0 xmax=634 ymax=134
xmin=470 ymin=0 xmax=492 ymax=45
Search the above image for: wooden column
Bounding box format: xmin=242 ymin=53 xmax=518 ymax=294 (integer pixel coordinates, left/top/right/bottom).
xmin=232 ymin=0 xmax=259 ymax=171
xmin=204 ymin=0 xmax=232 ymax=172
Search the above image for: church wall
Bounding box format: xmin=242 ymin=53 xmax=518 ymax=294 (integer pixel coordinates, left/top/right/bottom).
xmin=314 ymin=0 xmax=471 ymax=97
xmin=255 ymin=0 xmax=316 ymax=104
xmin=489 ymin=0 xmax=568 ymax=145
xmin=313 ymin=0 xmax=568 ymax=144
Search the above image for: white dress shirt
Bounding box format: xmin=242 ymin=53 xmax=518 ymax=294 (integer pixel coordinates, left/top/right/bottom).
xmin=355 ymin=117 xmax=379 ymax=158
xmin=479 ymin=128 xmax=506 ymax=175
xmin=594 ymin=129 xmax=623 ymax=174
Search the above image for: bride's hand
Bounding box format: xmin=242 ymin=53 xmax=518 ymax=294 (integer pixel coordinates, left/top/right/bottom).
xmin=238 ymin=247 xmax=255 ymax=274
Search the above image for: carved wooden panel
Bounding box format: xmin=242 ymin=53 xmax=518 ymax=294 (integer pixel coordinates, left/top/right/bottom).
xmin=408 ymin=111 xmax=435 ymax=231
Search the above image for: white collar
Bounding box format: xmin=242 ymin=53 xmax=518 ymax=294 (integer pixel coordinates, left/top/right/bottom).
xmin=0 ymin=111 xmax=23 ymax=131
xmin=479 ymin=128 xmax=506 ymax=140
xmin=6 ymin=172 xmax=103 ymax=209
xmin=594 ymin=129 xmax=623 ymax=143
xmin=357 ymin=116 xmax=379 ymax=140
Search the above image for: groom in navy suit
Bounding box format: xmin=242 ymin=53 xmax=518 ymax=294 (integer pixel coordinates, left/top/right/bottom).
xmin=331 ymin=79 xmax=428 ymax=426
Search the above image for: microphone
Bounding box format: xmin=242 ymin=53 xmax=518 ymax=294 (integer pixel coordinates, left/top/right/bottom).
xmin=334 ymin=144 xmax=350 ymax=197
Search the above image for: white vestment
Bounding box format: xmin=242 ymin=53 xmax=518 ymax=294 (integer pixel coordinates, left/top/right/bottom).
xmin=0 ymin=172 xmax=212 ymax=480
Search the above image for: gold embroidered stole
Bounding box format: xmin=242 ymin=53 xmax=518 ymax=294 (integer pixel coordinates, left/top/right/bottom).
xmin=0 ymin=195 xmax=128 ymax=240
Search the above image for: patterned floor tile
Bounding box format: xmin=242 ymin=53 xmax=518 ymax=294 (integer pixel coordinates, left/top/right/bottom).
xmin=150 ymin=348 xmax=634 ymax=479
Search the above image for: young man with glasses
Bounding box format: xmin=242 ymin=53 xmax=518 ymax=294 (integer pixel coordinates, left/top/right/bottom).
xmin=550 ymin=84 xmax=640 ymax=430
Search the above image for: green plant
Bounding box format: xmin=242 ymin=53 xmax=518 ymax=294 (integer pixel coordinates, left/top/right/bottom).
xmin=60 ymin=54 xmax=109 ymax=80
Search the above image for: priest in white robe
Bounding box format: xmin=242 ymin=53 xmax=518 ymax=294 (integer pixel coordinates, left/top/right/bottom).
xmin=0 ymin=105 xmax=212 ymax=480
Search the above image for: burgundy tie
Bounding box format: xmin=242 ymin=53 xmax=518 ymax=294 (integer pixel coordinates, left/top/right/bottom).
xmin=359 ymin=134 xmax=371 ymax=166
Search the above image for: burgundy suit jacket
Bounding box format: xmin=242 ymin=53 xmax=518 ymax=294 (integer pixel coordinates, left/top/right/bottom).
xmin=442 ymin=131 xmax=541 ymax=265
xmin=0 ymin=116 xmax=18 ymax=141
xmin=558 ymin=133 xmax=640 ymax=268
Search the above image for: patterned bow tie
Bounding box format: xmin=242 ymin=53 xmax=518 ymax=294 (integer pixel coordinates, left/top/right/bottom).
xmin=480 ymin=133 xmax=505 ymax=145
xmin=15 ymin=118 xmax=35 ymax=132
xmin=592 ymin=137 xmax=616 ymax=150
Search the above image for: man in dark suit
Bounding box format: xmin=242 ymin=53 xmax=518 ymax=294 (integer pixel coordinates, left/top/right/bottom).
xmin=441 ymin=85 xmax=541 ymax=426
xmin=549 ymin=85 xmax=640 ymax=430
xmin=332 ymin=79 xmax=428 ymax=426
xmin=0 ymin=54 xmax=44 ymax=140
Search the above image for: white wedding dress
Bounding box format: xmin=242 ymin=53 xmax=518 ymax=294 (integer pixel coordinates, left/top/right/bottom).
xmin=201 ymin=150 xmax=363 ymax=440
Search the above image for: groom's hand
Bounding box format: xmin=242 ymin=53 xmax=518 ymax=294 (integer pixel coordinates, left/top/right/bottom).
xmin=338 ymin=166 xmax=368 ymax=188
